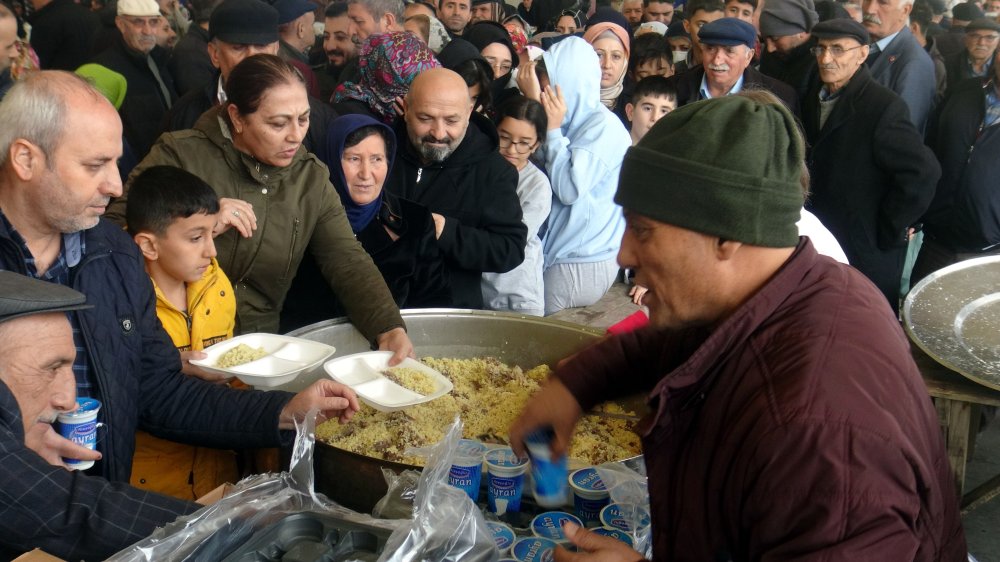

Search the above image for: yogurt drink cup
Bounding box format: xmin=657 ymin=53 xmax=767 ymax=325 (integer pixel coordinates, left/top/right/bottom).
xmin=54 ymin=397 xmax=101 ymax=470
xmin=485 ymin=447 xmax=529 ymax=515
xmin=569 ymin=467 xmax=610 ymax=526
xmin=449 ymin=439 xmax=486 ymax=501
xmin=523 ymin=427 xmax=568 ymax=508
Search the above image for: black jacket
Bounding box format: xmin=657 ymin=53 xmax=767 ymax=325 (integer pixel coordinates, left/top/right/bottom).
xmin=759 ymin=38 xmax=818 ymax=104
xmin=803 ymin=66 xmax=939 ymax=307
xmin=167 ymin=24 xmax=213 ymax=97
xmin=667 ymin=64 xmax=801 ymax=116
xmin=359 ymin=195 xmax=451 ymax=308
xmin=163 ymin=73 xmax=338 ymax=160
xmin=28 ymin=0 xmax=99 ymax=70
xmin=92 ymin=38 xmax=177 ymax=159
xmin=384 ymin=112 xmax=527 ymax=309
xmin=924 ymin=77 xmax=1000 ymax=252
xmin=941 ymin=49 xmax=994 ymax=94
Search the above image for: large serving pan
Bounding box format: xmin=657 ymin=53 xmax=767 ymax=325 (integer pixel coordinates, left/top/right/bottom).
xmin=283 ymin=309 xmax=627 ymax=513
xmin=903 ymin=256 xmax=1000 ymax=390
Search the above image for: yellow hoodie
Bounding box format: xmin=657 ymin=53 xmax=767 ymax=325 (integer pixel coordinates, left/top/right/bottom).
xmin=130 ymin=259 xmax=240 ymax=500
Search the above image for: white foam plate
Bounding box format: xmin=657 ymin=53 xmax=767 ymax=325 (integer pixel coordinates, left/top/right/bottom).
xmin=190 ymin=333 xmax=336 ymax=388
xmin=323 ymin=351 xmax=453 ymax=412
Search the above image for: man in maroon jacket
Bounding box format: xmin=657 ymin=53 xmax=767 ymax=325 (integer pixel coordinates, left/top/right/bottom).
xmin=511 ymin=94 xmax=966 ymax=561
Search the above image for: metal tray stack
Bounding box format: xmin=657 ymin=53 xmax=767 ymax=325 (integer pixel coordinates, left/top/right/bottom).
xmin=210 ymin=512 xmax=392 ymax=562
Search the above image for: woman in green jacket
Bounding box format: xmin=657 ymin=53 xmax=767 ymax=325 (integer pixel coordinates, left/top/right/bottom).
xmin=108 ymin=54 xmax=413 ymax=360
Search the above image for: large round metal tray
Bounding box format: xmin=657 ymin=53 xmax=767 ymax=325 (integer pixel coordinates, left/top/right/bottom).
xmin=903 ymin=256 xmax=1000 ymax=390
xmin=285 ymin=309 xmax=638 ymax=513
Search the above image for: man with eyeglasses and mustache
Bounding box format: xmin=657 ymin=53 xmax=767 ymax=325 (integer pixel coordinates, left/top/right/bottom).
xmin=90 ymin=0 xmax=177 ymax=160
xmin=802 ymin=18 xmax=939 ymax=311
xmin=860 ymin=0 xmax=936 ymax=131
xmin=384 ymin=67 xmax=527 ymax=309
xmin=942 ymin=17 xmax=1000 ymax=93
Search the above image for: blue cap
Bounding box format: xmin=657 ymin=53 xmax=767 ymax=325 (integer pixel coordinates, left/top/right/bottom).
xmin=273 ymin=0 xmax=317 ymax=25
xmin=697 ymin=17 xmax=757 ymax=49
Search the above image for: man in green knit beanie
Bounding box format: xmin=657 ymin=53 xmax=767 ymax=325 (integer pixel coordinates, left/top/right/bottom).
xmin=511 ymin=95 xmax=965 ymax=561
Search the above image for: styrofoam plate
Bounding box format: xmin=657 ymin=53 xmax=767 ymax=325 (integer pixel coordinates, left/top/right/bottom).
xmin=323 ymin=351 xmax=453 ymax=412
xmin=189 ymin=333 xmax=336 ymax=388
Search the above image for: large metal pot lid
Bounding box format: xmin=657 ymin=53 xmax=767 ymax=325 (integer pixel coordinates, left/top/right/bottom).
xmin=903 ymin=255 xmax=1000 ymax=390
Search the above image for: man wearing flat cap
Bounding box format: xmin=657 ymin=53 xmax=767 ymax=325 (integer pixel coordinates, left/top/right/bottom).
xmin=0 ymin=71 xmax=365 ymax=560
xmin=667 ymin=17 xmax=800 ymax=113
xmin=162 ymin=0 xmax=335 ymax=159
xmin=936 ymin=1 xmax=984 ymax=57
xmin=803 ymin=18 xmax=939 ymax=311
xmin=758 ymin=0 xmax=820 ymax=99
xmin=942 ymin=17 xmax=1000 ymax=92
xmin=0 ymin=271 xmax=202 ymax=559
xmin=915 ymin=32 xmax=1000 ymax=282
xmin=90 ymin=0 xmax=178 ymax=160
xmin=512 ymin=93 xmax=965 ymax=561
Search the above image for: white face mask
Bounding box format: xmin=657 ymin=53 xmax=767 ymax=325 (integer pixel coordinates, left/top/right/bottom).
xmin=673 ymin=49 xmax=689 ymax=63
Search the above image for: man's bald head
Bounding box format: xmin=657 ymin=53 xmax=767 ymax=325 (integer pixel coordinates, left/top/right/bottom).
xmin=404 ymin=68 xmax=473 ymax=163
xmin=407 ymin=67 xmax=472 ymax=107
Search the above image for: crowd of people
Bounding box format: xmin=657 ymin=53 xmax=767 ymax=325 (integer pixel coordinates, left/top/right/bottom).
xmin=0 ymin=0 xmax=994 ymax=556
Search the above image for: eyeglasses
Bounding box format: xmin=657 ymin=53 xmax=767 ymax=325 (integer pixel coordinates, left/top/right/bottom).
xmin=968 ymin=33 xmax=1000 ymax=43
xmin=498 ymin=135 xmax=537 ymax=153
xmin=122 ymin=16 xmax=162 ymax=29
xmin=483 ymin=56 xmax=512 ymax=74
xmin=809 ymin=44 xmax=866 ymax=57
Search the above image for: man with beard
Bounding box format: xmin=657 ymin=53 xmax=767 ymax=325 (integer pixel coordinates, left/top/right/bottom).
xmin=860 ymin=0 xmax=936 ymax=131
xmin=759 ymin=0 xmax=819 ymax=100
xmin=803 ymin=18 xmax=938 ymax=310
xmin=384 ymin=67 xmax=527 ymax=309
xmin=470 ymin=0 xmax=503 ymax=23
xmin=668 ymin=17 xmax=799 ymax=113
xmin=322 ymin=1 xmax=357 ymax=88
xmin=439 ymin=0 xmax=472 ymax=34
xmin=90 ymin=0 xmax=177 ymax=160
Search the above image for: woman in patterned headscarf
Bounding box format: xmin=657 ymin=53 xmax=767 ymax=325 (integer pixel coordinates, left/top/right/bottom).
xmin=333 ymin=31 xmax=441 ymax=123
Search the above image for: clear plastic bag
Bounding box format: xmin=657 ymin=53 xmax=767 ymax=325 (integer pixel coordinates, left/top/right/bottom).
xmin=596 ymin=462 xmax=653 ymax=558
xmin=373 ymin=468 xmax=420 ymax=520
xmin=106 ymin=410 xmax=403 ymax=562
xmin=377 ymin=417 xmax=499 ymax=562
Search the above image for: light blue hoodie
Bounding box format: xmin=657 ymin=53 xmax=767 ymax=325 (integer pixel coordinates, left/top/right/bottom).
xmin=540 ymin=36 xmax=631 ymax=267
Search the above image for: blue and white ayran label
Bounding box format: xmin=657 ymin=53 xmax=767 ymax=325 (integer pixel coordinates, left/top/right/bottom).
xmin=449 ymin=465 xmax=473 ymax=483
xmin=531 ymin=511 xmax=582 ymax=542
xmin=570 ymin=467 xmax=606 ymax=492
xmin=511 ymin=537 xmax=557 ymax=562
xmin=487 ymin=521 xmax=515 ymax=551
xmin=68 ymin=422 xmax=97 ymax=446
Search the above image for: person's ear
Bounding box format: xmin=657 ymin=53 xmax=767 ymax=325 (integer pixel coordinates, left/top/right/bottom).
xmin=384 ymin=12 xmax=398 ymax=30
xmin=226 ymin=104 xmax=244 ymax=135
xmin=8 ymin=139 xmax=43 ymax=182
xmin=716 ymin=238 xmax=743 ymax=260
xmin=133 ymin=232 xmax=159 ymax=260
xmin=114 ymin=15 xmax=128 ymax=36
xmin=207 ymin=41 xmax=221 ymax=69
xmin=625 ymin=102 xmax=635 ymax=122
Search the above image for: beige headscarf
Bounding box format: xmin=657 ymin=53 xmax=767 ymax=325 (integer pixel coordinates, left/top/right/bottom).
xmin=583 ymin=22 xmax=630 ymax=109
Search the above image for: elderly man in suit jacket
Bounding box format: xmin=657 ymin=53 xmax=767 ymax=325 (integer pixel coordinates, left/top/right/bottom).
xmin=860 ymin=0 xmax=936 ymax=131
xmin=802 ymin=18 xmax=939 ymax=311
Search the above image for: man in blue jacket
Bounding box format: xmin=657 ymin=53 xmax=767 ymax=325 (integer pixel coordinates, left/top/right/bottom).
xmin=0 ymin=70 xmax=362 ymax=560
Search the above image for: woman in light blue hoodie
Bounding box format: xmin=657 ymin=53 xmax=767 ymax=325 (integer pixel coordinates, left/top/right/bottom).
xmin=518 ymin=36 xmax=632 ymax=315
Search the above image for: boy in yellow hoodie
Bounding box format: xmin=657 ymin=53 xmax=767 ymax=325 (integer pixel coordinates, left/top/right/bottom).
xmin=126 ymin=165 xmax=239 ymax=500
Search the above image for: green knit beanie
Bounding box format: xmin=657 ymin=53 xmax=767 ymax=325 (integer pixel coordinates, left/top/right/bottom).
xmin=615 ymin=95 xmax=805 ymax=248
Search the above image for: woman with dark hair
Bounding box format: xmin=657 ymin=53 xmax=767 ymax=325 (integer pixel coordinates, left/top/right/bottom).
xmin=482 ymin=95 xmax=551 ymax=316
xmin=436 ymin=37 xmax=495 ymax=113
xmin=108 ymin=54 xmax=414 ymax=359
xmin=463 ymin=20 xmax=521 ymax=112
xmin=323 ymin=114 xmax=451 ymax=308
